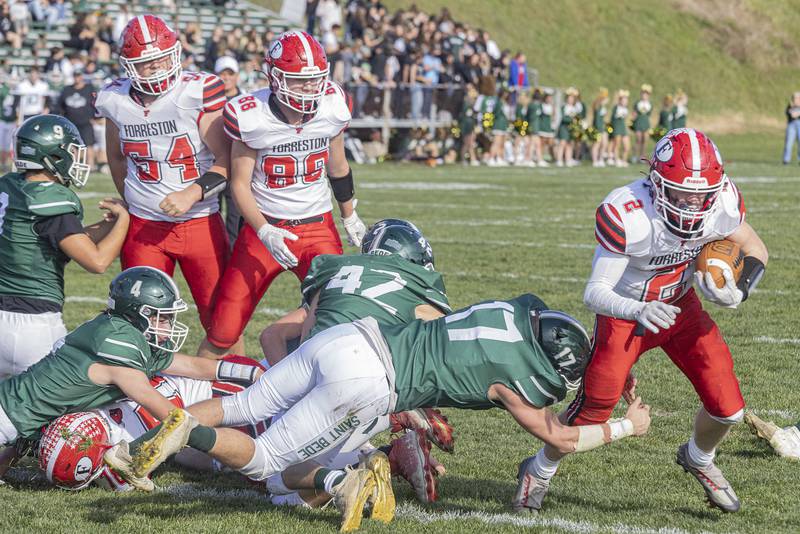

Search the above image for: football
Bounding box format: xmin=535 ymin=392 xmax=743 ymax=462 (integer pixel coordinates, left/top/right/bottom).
xmin=695 ymin=239 xmax=745 ymax=288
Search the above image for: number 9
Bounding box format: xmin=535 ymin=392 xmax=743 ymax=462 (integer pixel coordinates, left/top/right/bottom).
xmin=53 ymin=125 xmax=64 ymax=139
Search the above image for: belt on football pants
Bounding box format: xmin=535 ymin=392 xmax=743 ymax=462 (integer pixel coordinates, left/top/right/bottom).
xmin=265 ymin=215 xmax=325 ymax=227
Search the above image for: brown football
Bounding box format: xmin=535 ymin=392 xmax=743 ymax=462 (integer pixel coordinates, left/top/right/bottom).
xmin=695 ymin=239 xmax=744 ymax=288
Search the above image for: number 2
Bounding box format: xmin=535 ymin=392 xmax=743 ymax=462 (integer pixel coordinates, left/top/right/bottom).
xmin=0 ymin=192 xmax=8 ymax=236
xmin=641 ymin=263 xmax=690 ymax=303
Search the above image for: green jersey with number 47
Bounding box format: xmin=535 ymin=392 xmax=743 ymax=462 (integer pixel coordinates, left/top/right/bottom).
xmin=0 ymin=172 xmax=84 ymax=307
xmin=302 ymin=254 xmax=451 ymax=337
xmin=384 ymin=294 xmax=568 ymax=412
xmin=0 ymin=313 xmax=173 ymax=439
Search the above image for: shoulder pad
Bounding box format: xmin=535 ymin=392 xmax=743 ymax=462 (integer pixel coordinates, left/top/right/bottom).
xmin=27 ymin=183 xmax=83 ymax=218
xmin=595 ymin=182 xmax=652 ymax=256
xmin=321 ymin=81 xmax=352 ymax=127
xmin=94 ymin=78 xmax=129 ymax=118
xmin=712 ymin=179 xmax=745 ymax=235
xmin=94 ymin=316 xmax=149 ymax=371
xmin=224 ymin=90 xmax=270 ymax=146
xmin=173 ymin=71 xmax=207 ymax=111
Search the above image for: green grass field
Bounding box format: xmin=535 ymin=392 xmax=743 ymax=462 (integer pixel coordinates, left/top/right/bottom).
xmin=2 ymin=132 xmax=800 ymax=533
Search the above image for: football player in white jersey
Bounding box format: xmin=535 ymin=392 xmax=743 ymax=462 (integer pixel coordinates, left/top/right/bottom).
xmin=96 ymin=15 xmax=231 ymax=336
xmin=519 ymin=129 xmax=768 ymax=514
xmin=37 ymin=355 xmax=267 ymax=491
xmin=197 ymin=30 xmax=366 ymax=359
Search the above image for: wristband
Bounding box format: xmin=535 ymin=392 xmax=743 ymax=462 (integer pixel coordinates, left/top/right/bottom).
xmin=197 ymin=171 xmax=227 ymax=200
xmin=736 ymin=256 xmax=765 ymax=301
xmin=216 ymin=360 xmax=258 ymax=383
xmin=329 ymin=168 xmax=355 ymax=202
xmin=608 ymin=418 xmax=635 ymax=441
xmin=575 ymin=418 xmax=634 ymax=452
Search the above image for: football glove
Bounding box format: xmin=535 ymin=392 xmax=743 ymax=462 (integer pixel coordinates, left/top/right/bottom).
xmin=634 ymin=301 xmax=681 ymax=334
xmin=257 ymin=223 xmax=299 ymax=270
xmin=342 ymin=200 xmax=367 ymax=247
xmin=694 ymin=269 xmax=743 ymax=309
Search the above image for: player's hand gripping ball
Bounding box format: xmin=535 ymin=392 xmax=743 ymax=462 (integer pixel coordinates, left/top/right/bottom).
xmin=695 ymin=239 xmax=744 ymax=289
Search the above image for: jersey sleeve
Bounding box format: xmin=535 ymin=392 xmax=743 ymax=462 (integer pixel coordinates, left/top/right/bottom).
xmin=202 ymin=74 xmax=226 ymax=113
xmin=510 ymin=373 xmax=566 ymax=408
xmin=222 ymin=101 xmax=242 ymax=142
xmin=420 ymin=271 xmax=451 ymax=313
xmin=594 ymin=203 xmax=626 ymax=254
xmin=27 ymin=185 xmax=83 ymax=219
xmin=95 ymin=333 xmax=150 ymax=372
xmin=33 ymin=212 xmax=85 ymax=249
xmin=324 ymin=81 xmax=352 ymax=134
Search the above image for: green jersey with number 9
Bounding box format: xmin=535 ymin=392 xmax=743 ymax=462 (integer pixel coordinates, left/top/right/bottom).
xmin=302 ymin=254 xmax=451 ymax=337
xmin=383 ymin=294 xmax=568 ymax=412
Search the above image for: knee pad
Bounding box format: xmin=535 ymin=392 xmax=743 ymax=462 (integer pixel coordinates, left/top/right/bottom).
xmin=709 ymin=408 xmax=744 ymax=425
xmin=266 ymin=473 xmax=292 ymax=496
xmin=238 ymin=441 xmax=270 ymax=481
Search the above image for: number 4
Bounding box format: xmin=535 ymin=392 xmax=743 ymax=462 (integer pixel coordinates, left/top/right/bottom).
xmin=0 ymin=192 xmax=8 ymax=236
xmin=130 ymin=280 xmax=142 ymax=297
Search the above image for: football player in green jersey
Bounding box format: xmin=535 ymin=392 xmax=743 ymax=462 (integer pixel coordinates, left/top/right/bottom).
xmin=0 ymin=114 xmax=130 ymax=379
xmin=0 ymin=266 xmax=263 ymax=489
xmin=115 ymin=294 xmax=650 ymax=532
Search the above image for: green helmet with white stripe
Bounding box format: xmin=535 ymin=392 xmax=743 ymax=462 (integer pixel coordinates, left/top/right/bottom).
xmin=14 ymin=114 xmax=91 ymax=188
xmin=531 ymin=310 xmax=591 ymax=391
xmin=107 ymin=266 xmax=189 ymax=352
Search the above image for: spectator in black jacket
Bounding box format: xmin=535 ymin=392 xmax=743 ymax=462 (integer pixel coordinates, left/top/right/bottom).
xmin=54 ymin=70 xmax=96 ymax=169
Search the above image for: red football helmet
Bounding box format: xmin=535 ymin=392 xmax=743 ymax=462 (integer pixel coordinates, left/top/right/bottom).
xmin=38 ymin=412 xmax=111 ymax=490
xmin=119 ymin=15 xmax=182 ymax=96
xmin=649 ymin=128 xmax=726 ymax=237
xmin=265 ymin=31 xmax=329 ymax=114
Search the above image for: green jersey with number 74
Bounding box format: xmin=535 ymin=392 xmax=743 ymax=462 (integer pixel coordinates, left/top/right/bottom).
xmin=383 ymin=294 xmax=587 ymax=412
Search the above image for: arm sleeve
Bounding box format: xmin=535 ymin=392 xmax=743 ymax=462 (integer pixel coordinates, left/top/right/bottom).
xmin=583 ymin=246 xmax=645 ymax=320
xmin=34 ymin=213 xmax=86 ymax=251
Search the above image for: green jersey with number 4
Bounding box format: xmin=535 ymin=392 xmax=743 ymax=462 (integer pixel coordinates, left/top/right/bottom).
xmin=0 ymin=172 xmax=84 ymax=307
xmin=302 ymin=254 xmax=451 ymax=337
xmin=0 ymin=313 xmax=173 ymax=439
xmin=384 ymin=294 xmax=567 ymax=412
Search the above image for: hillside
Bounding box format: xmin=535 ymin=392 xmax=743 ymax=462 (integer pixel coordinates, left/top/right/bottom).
xmin=256 ymin=0 xmax=800 ymax=131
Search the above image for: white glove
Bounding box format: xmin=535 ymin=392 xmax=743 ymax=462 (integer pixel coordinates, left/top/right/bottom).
xmin=694 ymin=269 xmax=742 ymax=309
xmin=634 ymin=301 xmax=681 ymax=334
xmin=341 ymin=200 xmax=367 ymax=247
xmin=257 ymin=223 xmax=299 ymax=270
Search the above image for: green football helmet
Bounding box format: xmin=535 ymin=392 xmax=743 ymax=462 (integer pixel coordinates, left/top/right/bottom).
xmin=14 ymin=114 xmax=91 ymax=188
xmin=531 ymin=310 xmax=591 ymax=391
xmin=361 ymin=218 xmax=435 ymax=271
xmin=107 ymin=266 xmax=189 ymax=353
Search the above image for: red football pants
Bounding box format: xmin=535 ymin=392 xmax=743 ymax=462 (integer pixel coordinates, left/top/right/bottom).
xmin=206 ymin=211 xmax=343 ymax=348
xmin=121 ymin=213 xmax=230 ymax=332
xmin=566 ymin=289 xmax=744 ymax=425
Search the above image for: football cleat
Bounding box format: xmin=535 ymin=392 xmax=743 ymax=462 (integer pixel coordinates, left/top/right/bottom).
xmin=132 ymin=408 xmax=198 ymax=478
xmin=676 ymin=443 xmax=740 ymax=513
xmin=512 ymin=457 xmax=550 ymax=513
xmin=102 ymin=441 xmax=155 ymax=492
xmin=745 ymin=412 xmax=800 ymax=460
xmin=331 ymin=468 xmax=377 ymax=533
xmin=390 ymin=408 xmax=454 ymax=453
xmin=358 ymin=450 xmax=395 ymax=523
xmin=388 ymin=429 xmax=438 ymax=503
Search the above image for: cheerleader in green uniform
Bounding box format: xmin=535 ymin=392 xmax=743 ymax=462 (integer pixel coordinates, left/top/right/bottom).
xmin=610 ymin=89 xmax=631 ymax=167
xmin=458 ymin=85 xmax=480 ymax=166
xmin=672 ymin=89 xmax=688 ymax=128
xmin=537 ymin=91 xmax=555 ymax=166
xmin=590 ymin=88 xmax=609 ymax=167
xmin=556 ymin=87 xmax=580 ymax=167
xmin=486 ymin=89 xmax=511 ymax=166
xmin=525 ymin=89 xmax=542 ymax=167
xmin=512 ymin=91 xmax=532 ymax=166
xmin=658 ymin=94 xmax=674 ymax=132
xmin=632 ymin=84 xmax=653 ymax=162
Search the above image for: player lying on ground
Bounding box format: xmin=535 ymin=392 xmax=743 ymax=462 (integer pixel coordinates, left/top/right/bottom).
xmin=0 ymin=267 xmax=262 ymax=482
xmin=259 ymin=218 xmax=453 ymax=504
xmin=35 ymin=357 xmax=266 ymax=490
xmin=526 ymin=128 xmax=768 ymax=515
xmin=0 ymin=115 xmax=130 ymax=379
xmin=107 ymin=294 xmax=651 ymax=532
xmin=745 ymin=413 xmax=800 ymax=460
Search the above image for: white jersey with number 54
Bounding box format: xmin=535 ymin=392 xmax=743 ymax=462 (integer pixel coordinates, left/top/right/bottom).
xmin=593 ymin=178 xmax=745 ymax=303
xmin=94 ymin=72 xmax=227 ymax=222
xmin=222 ymin=81 xmax=351 ymax=219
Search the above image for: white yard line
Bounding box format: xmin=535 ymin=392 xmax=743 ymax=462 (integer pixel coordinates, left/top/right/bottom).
xmin=752 ymin=336 xmax=800 ymax=345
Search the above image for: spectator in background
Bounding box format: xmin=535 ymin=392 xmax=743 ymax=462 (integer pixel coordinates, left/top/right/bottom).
xmin=306 ymin=0 xmax=320 ymax=35
xmin=15 ymin=67 xmax=49 ymax=122
xmin=672 ymin=89 xmax=688 ymax=128
xmin=54 ymin=69 xmax=96 ymax=169
xmin=508 ymin=52 xmax=529 ymax=96
xmin=0 ymin=76 xmax=17 ymax=170
xmin=112 ymin=4 xmax=132 ymax=43
xmin=591 ymin=87 xmax=609 ymax=167
xmin=321 ymin=22 xmax=340 ymax=72
xmin=44 ymin=0 xmax=67 ymax=31
xmin=204 ymin=26 xmax=225 ymax=71
xmin=657 ymin=93 xmax=674 ymax=132
xmin=0 ymin=2 xmax=22 ymax=53
xmin=556 ymin=86 xmax=580 ymax=167
xmin=317 ymin=0 xmax=342 ymax=33
xmin=783 ymin=92 xmax=800 ymax=165
xmin=537 ymin=90 xmax=554 ymax=164
xmin=632 ymin=83 xmax=652 ymax=162
xmin=8 ymin=0 xmax=28 ymax=41
xmin=609 ymin=89 xmax=630 ymax=167
xmin=458 ymin=84 xmax=479 ymax=166
xmin=214 ymin=56 xmax=243 ymax=247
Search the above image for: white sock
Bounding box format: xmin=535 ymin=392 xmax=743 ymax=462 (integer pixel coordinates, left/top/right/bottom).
xmin=323 ymin=469 xmax=347 ymax=494
xmin=531 ymin=448 xmax=561 ymax=480
xmin=687 ymin=436 xmax=715 ymax=468
xmin=271 ymin=492 xmax=311 ymax=508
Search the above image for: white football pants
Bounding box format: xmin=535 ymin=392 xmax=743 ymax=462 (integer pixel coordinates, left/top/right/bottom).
xmin=220 ymin=321 xmax=393 ymax=481
xmin=0 ymin=310 xmax=66 ymax=379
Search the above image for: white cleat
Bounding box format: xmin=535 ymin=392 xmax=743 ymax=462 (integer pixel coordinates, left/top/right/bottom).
xmin=745 ymin=412 xmax=800 ymax=460
xmin=103 ymin=441 xmax=155 ymax=492
xmin=676 ymin=443 xmax=740 ymax=513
